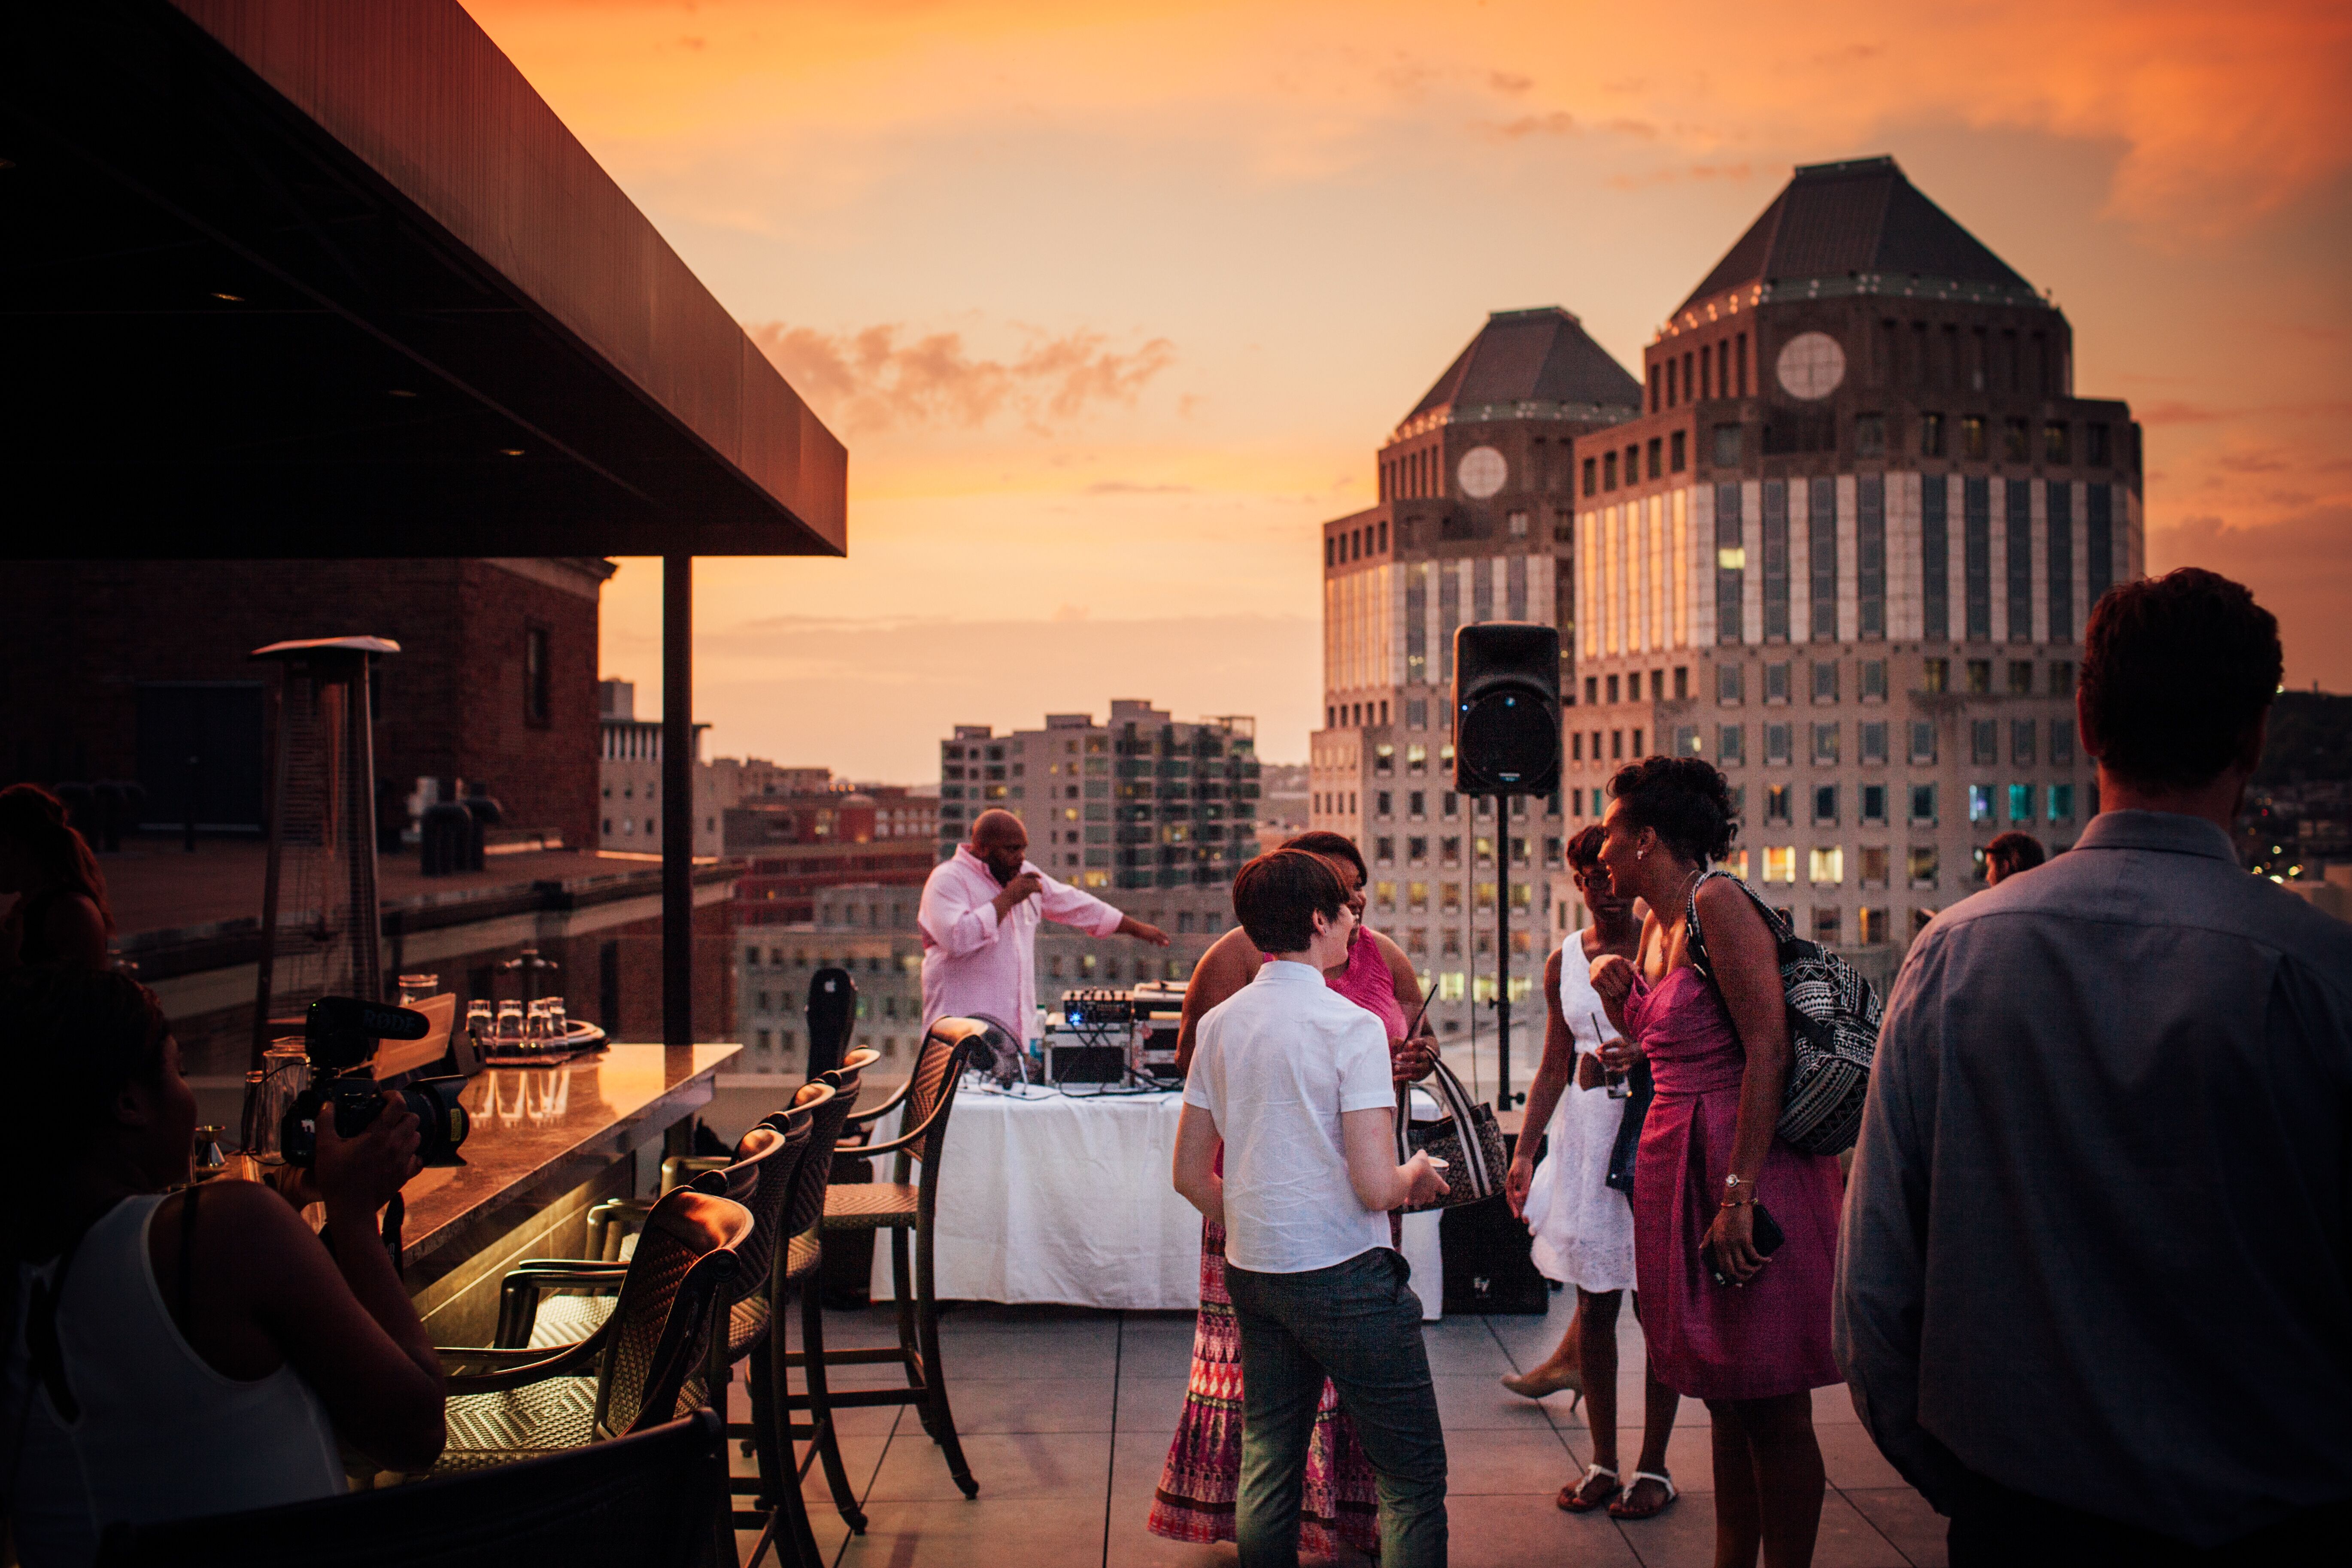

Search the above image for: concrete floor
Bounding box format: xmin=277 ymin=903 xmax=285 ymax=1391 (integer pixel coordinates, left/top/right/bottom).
xmin=733 ymin=1286 xmax=1946 ymax=1568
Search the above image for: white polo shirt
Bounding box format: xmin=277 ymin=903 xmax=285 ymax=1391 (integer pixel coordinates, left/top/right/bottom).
xmin=1184 ymin=959 xmax=1397 ymax=1274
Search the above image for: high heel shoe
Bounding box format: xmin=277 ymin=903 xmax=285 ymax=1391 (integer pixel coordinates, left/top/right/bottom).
xmin=1499 ymin=1365 xmax=1584 ymax=1404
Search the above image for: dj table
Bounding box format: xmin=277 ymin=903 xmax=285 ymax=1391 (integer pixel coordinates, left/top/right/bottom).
xmin=867 ymin=1083 xmax=1445 ymax=1314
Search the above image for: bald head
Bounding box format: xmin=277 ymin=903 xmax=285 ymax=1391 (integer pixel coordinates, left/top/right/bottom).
xmin=970 ymin=809 xmax=1029 ymax=884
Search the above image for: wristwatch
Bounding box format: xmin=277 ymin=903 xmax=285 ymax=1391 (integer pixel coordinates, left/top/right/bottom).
xmin=1721 ymin=1173 xmax=1755 ymax=1207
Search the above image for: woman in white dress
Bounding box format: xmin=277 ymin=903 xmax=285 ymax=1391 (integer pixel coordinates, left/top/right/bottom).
xmin=1501 ymin=825 xmax=1683 ymax=1519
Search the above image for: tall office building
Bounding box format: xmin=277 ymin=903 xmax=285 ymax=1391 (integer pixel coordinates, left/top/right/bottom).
xmin=938 ymin=700 xmax=1259 ymax=892
xmin=1563 ymin=157 xmax=2141 ymax=974
xmin=1314 ymin=308 xmax=1641 ymax=1047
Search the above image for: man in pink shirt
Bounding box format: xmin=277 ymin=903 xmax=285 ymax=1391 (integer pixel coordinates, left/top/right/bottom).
xmin=918 ymin=809 xmax=1169 ymax=1043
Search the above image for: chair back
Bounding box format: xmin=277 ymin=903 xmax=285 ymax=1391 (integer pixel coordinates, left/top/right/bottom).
xmin=806 ymin=965 xmax=858 ymax=1077
xmin=901 ymin=1018 xmax=989 ymax=1166
xmin=593 ymin=1189 xmax=753 ymax=1438
xmin=775 ymin=1073 xmax=859 ymax=1243
xmin=723 ymin=1100 xmax=817 ymax=1306
xmin=94 ymin=1409 xmax=726 ymax=1568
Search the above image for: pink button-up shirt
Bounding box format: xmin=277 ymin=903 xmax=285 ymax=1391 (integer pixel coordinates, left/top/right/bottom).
xmin=917 ymin=844 xmax=1125 ymax=1043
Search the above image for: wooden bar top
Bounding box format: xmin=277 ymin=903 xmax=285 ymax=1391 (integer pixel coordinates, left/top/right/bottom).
xmin=398 ymin=1043 xmax=741 ymax=1293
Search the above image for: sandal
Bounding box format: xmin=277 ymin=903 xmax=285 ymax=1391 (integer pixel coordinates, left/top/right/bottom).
xmin=1556 ymin=1463 xmax=1619 ymax=1513
xmin=1608 ymin=1469 xmax=1678 ymax=1520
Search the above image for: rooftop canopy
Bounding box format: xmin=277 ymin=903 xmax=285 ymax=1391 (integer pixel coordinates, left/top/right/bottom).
xmin=0 ymin=0 xmax=845 ymax=558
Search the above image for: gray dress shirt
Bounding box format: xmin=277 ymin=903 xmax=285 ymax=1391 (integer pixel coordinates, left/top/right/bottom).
xmin=1836 ymin=809 xmax=2352 ymax=1547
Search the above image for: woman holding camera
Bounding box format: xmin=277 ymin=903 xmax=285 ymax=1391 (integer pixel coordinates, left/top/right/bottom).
xmin=1 ymin=972 xmax=446 ymax=1566
xmin=1590 ymin=758 xmax=1843 ymax=1568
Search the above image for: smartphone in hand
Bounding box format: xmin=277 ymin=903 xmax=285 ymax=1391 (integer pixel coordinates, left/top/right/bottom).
xmin=1701 ymin=1201 xmax=1785 ymax=1288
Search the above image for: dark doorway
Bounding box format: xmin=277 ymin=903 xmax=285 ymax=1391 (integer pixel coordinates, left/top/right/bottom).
xmin=134 ymin=682 xmax=266 ymax=832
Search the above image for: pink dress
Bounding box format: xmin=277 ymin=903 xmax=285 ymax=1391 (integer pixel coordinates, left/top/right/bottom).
xmin=1146 ymin=929 xmax=1405 ymax=1552
xmin=1626 ymin=966 xmax=1843 ymax=1401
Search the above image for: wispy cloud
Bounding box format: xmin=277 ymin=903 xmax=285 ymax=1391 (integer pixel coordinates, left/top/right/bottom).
xmin=750 ymin=321 xmax=1176 ymax=434
xmin=1083 ymin=479 xmax=1194 ymax=495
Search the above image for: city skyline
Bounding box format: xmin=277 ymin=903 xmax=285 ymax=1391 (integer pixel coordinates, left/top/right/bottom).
xmin=518 ymin=0 xmax=2352 ymax=779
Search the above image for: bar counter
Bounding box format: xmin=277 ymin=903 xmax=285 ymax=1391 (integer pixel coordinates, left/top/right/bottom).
xmin=397 ymin=1043 xmax=742 ymax=1342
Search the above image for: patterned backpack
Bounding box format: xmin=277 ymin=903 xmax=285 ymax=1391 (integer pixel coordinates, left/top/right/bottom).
xmin=1683 ymin=870 xmax=1882 ymax=1156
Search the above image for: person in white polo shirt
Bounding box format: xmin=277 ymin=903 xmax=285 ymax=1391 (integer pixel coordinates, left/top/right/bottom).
xmin=1173 ymin=848 xmax=1452 ymax=1568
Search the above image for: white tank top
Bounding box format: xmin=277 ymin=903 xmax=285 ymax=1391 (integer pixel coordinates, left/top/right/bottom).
xmin=5 ymin=1192 xmax=346 ymax=1568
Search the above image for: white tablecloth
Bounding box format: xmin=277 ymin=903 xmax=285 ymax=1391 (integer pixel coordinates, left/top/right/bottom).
xmin=867 ymin=1084 xmax=1445 ymax=1317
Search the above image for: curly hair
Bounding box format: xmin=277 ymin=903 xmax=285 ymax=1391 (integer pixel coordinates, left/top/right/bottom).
xmin=1280 ymin=830 xmax=1367 ymax=883
xmin=1606 ymin=755 xmax=1737 ymax=864
xmin=2082 ymin=568 xmax=2280 ymax=791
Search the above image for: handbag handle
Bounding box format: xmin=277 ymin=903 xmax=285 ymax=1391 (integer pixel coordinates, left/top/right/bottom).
xmin=1393 ymin=1053 xmax=1475 ymax=1160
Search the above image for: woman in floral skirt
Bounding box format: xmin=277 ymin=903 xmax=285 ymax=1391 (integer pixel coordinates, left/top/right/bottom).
xmin=1145 ymin=832 xmax=1433 ymax=1555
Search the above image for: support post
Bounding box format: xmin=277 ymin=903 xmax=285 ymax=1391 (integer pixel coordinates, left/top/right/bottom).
xmin=662 ymin=555 xmax=693 ymax=1052
xmin=1493 ymin=794 xmax=1512 ymax=1113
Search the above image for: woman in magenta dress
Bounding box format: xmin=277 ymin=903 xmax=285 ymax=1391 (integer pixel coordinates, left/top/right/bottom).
xmin=1146 ymin=832 xmax=1432 ymax=1556
xmin=1588 ymin=756 xmax=1843 ymax=1568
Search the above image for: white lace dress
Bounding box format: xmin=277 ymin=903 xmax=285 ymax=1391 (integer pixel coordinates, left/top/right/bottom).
xmin=1520 ymin=933 xmax=1638 ymax=1292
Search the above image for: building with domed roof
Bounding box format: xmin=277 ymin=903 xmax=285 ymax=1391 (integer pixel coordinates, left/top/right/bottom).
xmin=1566 ymin=155 xmax=2140 ymax=969
xmin=1314 ymin=158 xmax=2143 ymax=1087
xmin=1313 ymin=306 xmax=1641 ymax=1052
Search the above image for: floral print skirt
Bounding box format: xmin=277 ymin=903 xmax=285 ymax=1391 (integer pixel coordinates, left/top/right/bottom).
xmin=1144 ymin=1218 xmax=1380 ymax=1554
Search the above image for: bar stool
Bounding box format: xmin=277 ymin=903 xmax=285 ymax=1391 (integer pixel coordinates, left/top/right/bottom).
xmin=432 ymin=1189 xmax=753 ymax=1475
xmin=793 ymin=1020 xmax=989 ymax=1513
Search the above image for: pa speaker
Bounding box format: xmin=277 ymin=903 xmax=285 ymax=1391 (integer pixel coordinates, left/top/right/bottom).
xmin=1454 ymin=622 xmax=1561 ymax=796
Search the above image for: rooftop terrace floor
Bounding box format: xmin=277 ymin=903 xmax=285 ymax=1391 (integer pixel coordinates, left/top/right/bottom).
xmin=734 ymin=1288 xmax=1946 ymax=1568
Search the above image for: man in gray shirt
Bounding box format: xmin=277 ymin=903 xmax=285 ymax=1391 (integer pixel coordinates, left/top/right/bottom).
xmin=1837 ymin=569 xmax=2352 ymax=1564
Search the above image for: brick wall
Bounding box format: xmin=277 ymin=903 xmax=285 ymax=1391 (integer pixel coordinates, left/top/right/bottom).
xmin=0 ymin=558 xmax=607 ymax=849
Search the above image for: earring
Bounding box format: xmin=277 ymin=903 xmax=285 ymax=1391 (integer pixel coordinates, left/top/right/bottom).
xmin=1638 ymin=847 xmax=1647 ymax=861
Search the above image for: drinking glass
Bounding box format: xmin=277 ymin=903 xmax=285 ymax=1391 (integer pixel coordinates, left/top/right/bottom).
xmin=252 ymin=1041 xmax=309 ymax=1162
xmin=1590 ymin=1013 xmax=1631 ymax=1098
xmin=541 ymin=996 xmax=567 ymax=1043
xmin=396 ymin=972 xmax=440 ymax=1006
xmin=525 ymin=1001 xmax=552 ymax=1044
xmin=495 ymin=1000 xmax=525 ymax=1042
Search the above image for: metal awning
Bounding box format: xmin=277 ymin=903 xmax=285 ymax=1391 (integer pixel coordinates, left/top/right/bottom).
xmin=0 ymin=0 xmax=845 ymax=557
xmin=3 ymin=1 xmax=849 ymax=1049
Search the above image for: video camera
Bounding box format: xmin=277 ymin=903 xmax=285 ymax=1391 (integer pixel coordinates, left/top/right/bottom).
xmin=279 ymin=995 xmax=471 ymax=1168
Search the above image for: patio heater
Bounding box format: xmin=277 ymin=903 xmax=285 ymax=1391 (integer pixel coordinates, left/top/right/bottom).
xmin=240 ymin=637 xmax=401 ymax=1145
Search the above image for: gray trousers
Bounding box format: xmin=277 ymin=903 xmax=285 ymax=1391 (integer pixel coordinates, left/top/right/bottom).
xmin=1223 ymin=1247 xmax=1447 ymax=1568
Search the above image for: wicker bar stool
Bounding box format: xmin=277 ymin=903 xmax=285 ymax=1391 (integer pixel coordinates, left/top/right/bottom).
xmin=489 ymin=1095 xmax=834 ymax=1568
xmin=756 ymin=1048 xmax=877 ymax=1536
xmin=431 ymin=1189 xmax=753 ymax=1474
xmin=491 ymin=1099 xmax=819 ymax=1353
xmin=96 ymin=1411 xmax=730 ymax=1568
xmin=792 ymin=1019 xmax=989 ymax=1510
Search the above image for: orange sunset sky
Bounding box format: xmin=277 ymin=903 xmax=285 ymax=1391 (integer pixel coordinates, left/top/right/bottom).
xmin=461 ymin=0 xmax=2352 ymax=783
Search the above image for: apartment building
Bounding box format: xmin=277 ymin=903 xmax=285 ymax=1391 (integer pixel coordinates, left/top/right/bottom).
xmin=938 ymin=701 xmax=1260 ymax=892
xmin=1563 ymin=156 xmax=2141 ymax=976
xmin=596 ymin=679 xmax=720 ymax=857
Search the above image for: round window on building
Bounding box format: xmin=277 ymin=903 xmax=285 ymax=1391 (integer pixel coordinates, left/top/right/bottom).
xmin=1456 ymin=445 xmax=1508 ymax=499
xmin=1775 ymin=332 xmax=1847 ymax=400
